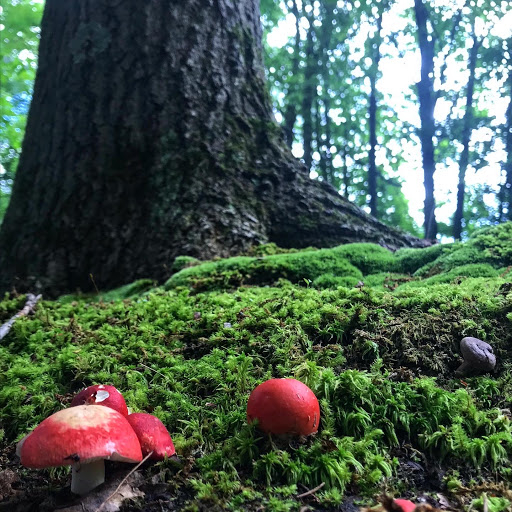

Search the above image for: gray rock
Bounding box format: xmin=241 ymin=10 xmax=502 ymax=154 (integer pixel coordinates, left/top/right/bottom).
xmin=455 ymin=336 xmax=496 ymax=376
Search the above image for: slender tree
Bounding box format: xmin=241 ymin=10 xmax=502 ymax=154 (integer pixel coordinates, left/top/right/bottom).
xmin=0 ymin=0 xmax=424 ymax=296
xmin=301 ymin=14 xmax=316 ymax=172
xmin=413 ymin=0 xmax=438 ymax=239
xmin=282 ymin=0 xmax=301 ymax=148
xmin=453 ymin=24 xmax=480 ymax=240
xmin=500 ymin=49 xmax=512 ymax=220
xmin=317 ymin=0 xmax=334 ymax=183
xmin=413 ymin=0 xmax=464 ymax=239
xmin=368 ymin=9 xmax=384 ymax=218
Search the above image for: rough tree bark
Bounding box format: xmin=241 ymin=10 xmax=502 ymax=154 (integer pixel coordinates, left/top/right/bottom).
xmin=0 ymin=0 xmax=427 ymax=296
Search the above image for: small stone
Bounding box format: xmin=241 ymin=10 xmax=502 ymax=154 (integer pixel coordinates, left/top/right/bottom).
xmin=223 ymin=322 xmax=232 ymax=328
xmin=455 ymin=336 xmax=496 ymax=376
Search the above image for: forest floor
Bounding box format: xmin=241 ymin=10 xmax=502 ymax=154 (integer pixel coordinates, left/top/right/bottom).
xmin=2 ymin=223 xmax=512 ymax=511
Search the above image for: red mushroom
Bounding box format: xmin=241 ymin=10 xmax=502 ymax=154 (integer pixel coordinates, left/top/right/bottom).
xmin=392 ymin=499 xmax=417 ymax=512
xmin=16 ymin=405 xmax=142 ymax=495
xmin=70 ymin=384 xmax=128 ymax=416
xmin=380 ymin=496 xmax=418 ymax=512
xmin=247 ymin=378 xmax=320 ymax=435
xmin=126 ymin=413 xmax=176 ymax=460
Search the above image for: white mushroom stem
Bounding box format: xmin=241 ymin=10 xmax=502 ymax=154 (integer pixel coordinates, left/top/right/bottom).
xmin=71 ymin=459 xmax=105 ymax=495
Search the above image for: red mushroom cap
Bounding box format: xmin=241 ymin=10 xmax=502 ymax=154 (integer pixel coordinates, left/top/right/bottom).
xmin=126 ymin=413 xmax=175 ymax=460
xmin=17 ymin=405 xmax=142 ymax=468
xmin=246 ymin=378 xmax=320 ymax=435
xmin=393 ymin=499 xmax=417 ymax=512
xmin=71 ymin=384 xmax=128 ymax=416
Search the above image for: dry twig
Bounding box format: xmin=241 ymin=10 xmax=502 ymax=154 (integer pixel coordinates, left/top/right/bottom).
xmin=94 ymin=451 xmax=153 ymax=512
xmin=296 ymin=482 xmax=325 ymax=499
xmin=0 ymin=293 xmax=42 ymax=340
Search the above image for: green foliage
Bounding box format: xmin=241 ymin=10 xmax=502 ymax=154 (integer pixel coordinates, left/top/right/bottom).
xmin=470 ymin=494 xmax=511 ymax=512
xmin=0 ymin=0 xmax=43 ymax=220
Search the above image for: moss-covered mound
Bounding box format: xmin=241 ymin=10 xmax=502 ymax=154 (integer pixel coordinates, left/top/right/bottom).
xmin=165 ymin=223 xmax=512 ymax=293
xmin=2 ymin=223 xmax=512 ymax=510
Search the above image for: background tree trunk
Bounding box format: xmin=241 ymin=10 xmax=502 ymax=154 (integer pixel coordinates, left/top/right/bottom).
xmin=414 ymin=0 xmax=438 ymax=240
xmin=368 ymin=12 xmax=383 ymax=219
xmin=500 ymin=66 xmax=512 ymax=221
xmin=453 ymin=30 xmax=479 ymax=240
xmin=301 ymin=20 xmax=316 ymax=173
xmin=282 ymin=0 xmax=301 ymax=148
xmin=0 ymin=0 xmax=427 ymax=296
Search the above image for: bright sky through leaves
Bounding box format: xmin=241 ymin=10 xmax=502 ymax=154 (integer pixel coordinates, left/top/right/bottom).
xmin=266 ymin=0 xmax=512 ymax=230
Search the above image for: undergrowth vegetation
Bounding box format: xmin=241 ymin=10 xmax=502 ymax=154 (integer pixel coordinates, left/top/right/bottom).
xmin=2 ymin=223 xmax=512 ymax=509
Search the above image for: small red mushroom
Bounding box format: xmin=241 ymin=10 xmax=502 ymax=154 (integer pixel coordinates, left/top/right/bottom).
xmin=126 ymin=413 xmax=176 ymax=460
xmin=16 ymin=405 xmax=142 ymax=495
xmin=380 ymin=496 xmax=419 ymax=512
xmin=392 ymin=499 xmax=417 ymax=512
xmin=247 ymin=378 xmax=320 ymax=435
xmin=70 ymin=384 xmax=128 ymax=416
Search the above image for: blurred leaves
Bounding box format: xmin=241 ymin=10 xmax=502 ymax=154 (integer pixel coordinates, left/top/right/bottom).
xmin=0 ymin=0 xmax=42 ymax=217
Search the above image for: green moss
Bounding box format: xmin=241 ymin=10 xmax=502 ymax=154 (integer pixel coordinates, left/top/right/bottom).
xmin=399 ymin=264 xmax=499 ymax=288
xmin=165 ymin=249 xmax=364 ymax=291
xmin=470 ymin=495 xmax=511 ymax=512
xmin=362 ymin=272 xmax=413 ymax=291
xmin=331 ymin=243 xmax=398 ymax=275
xmin=57 ymin=278 xmax=156 ymax=303
xmin=411 ymin=223 xmax=512 ymax=278
xmin=4 ymin=224 xmax=512 ymax=508
xmin=470 ymin=222 xmax=512 ymax=265
xmin=172 ymin=255 xmax=201 ymax=273
xmin=395 ymin=243 xmax=451 ymax=274
xmin=413 ymin=245 xmax=488 ymax=277
xmin=312 ymin=273 xmax=362 ymax=289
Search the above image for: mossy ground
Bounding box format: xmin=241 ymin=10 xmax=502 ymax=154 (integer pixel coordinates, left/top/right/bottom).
xmin=2 ymin=224 xmax=512 ymax=510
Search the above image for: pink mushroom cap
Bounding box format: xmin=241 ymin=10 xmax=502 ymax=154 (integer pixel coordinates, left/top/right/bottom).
xmin=71 ymin=384 xmax=128 ymax=416
xmin=127 ymin=413 xmax=176 ymax=460
xmin=393 ymin=499 xmax=417 ymax=512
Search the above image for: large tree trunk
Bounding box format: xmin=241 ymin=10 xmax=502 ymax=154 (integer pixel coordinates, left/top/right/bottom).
xmin=0 ymin=0 xmax=427 ymax=297
xmin=414 ymin=0 xmax=438 ymax=240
